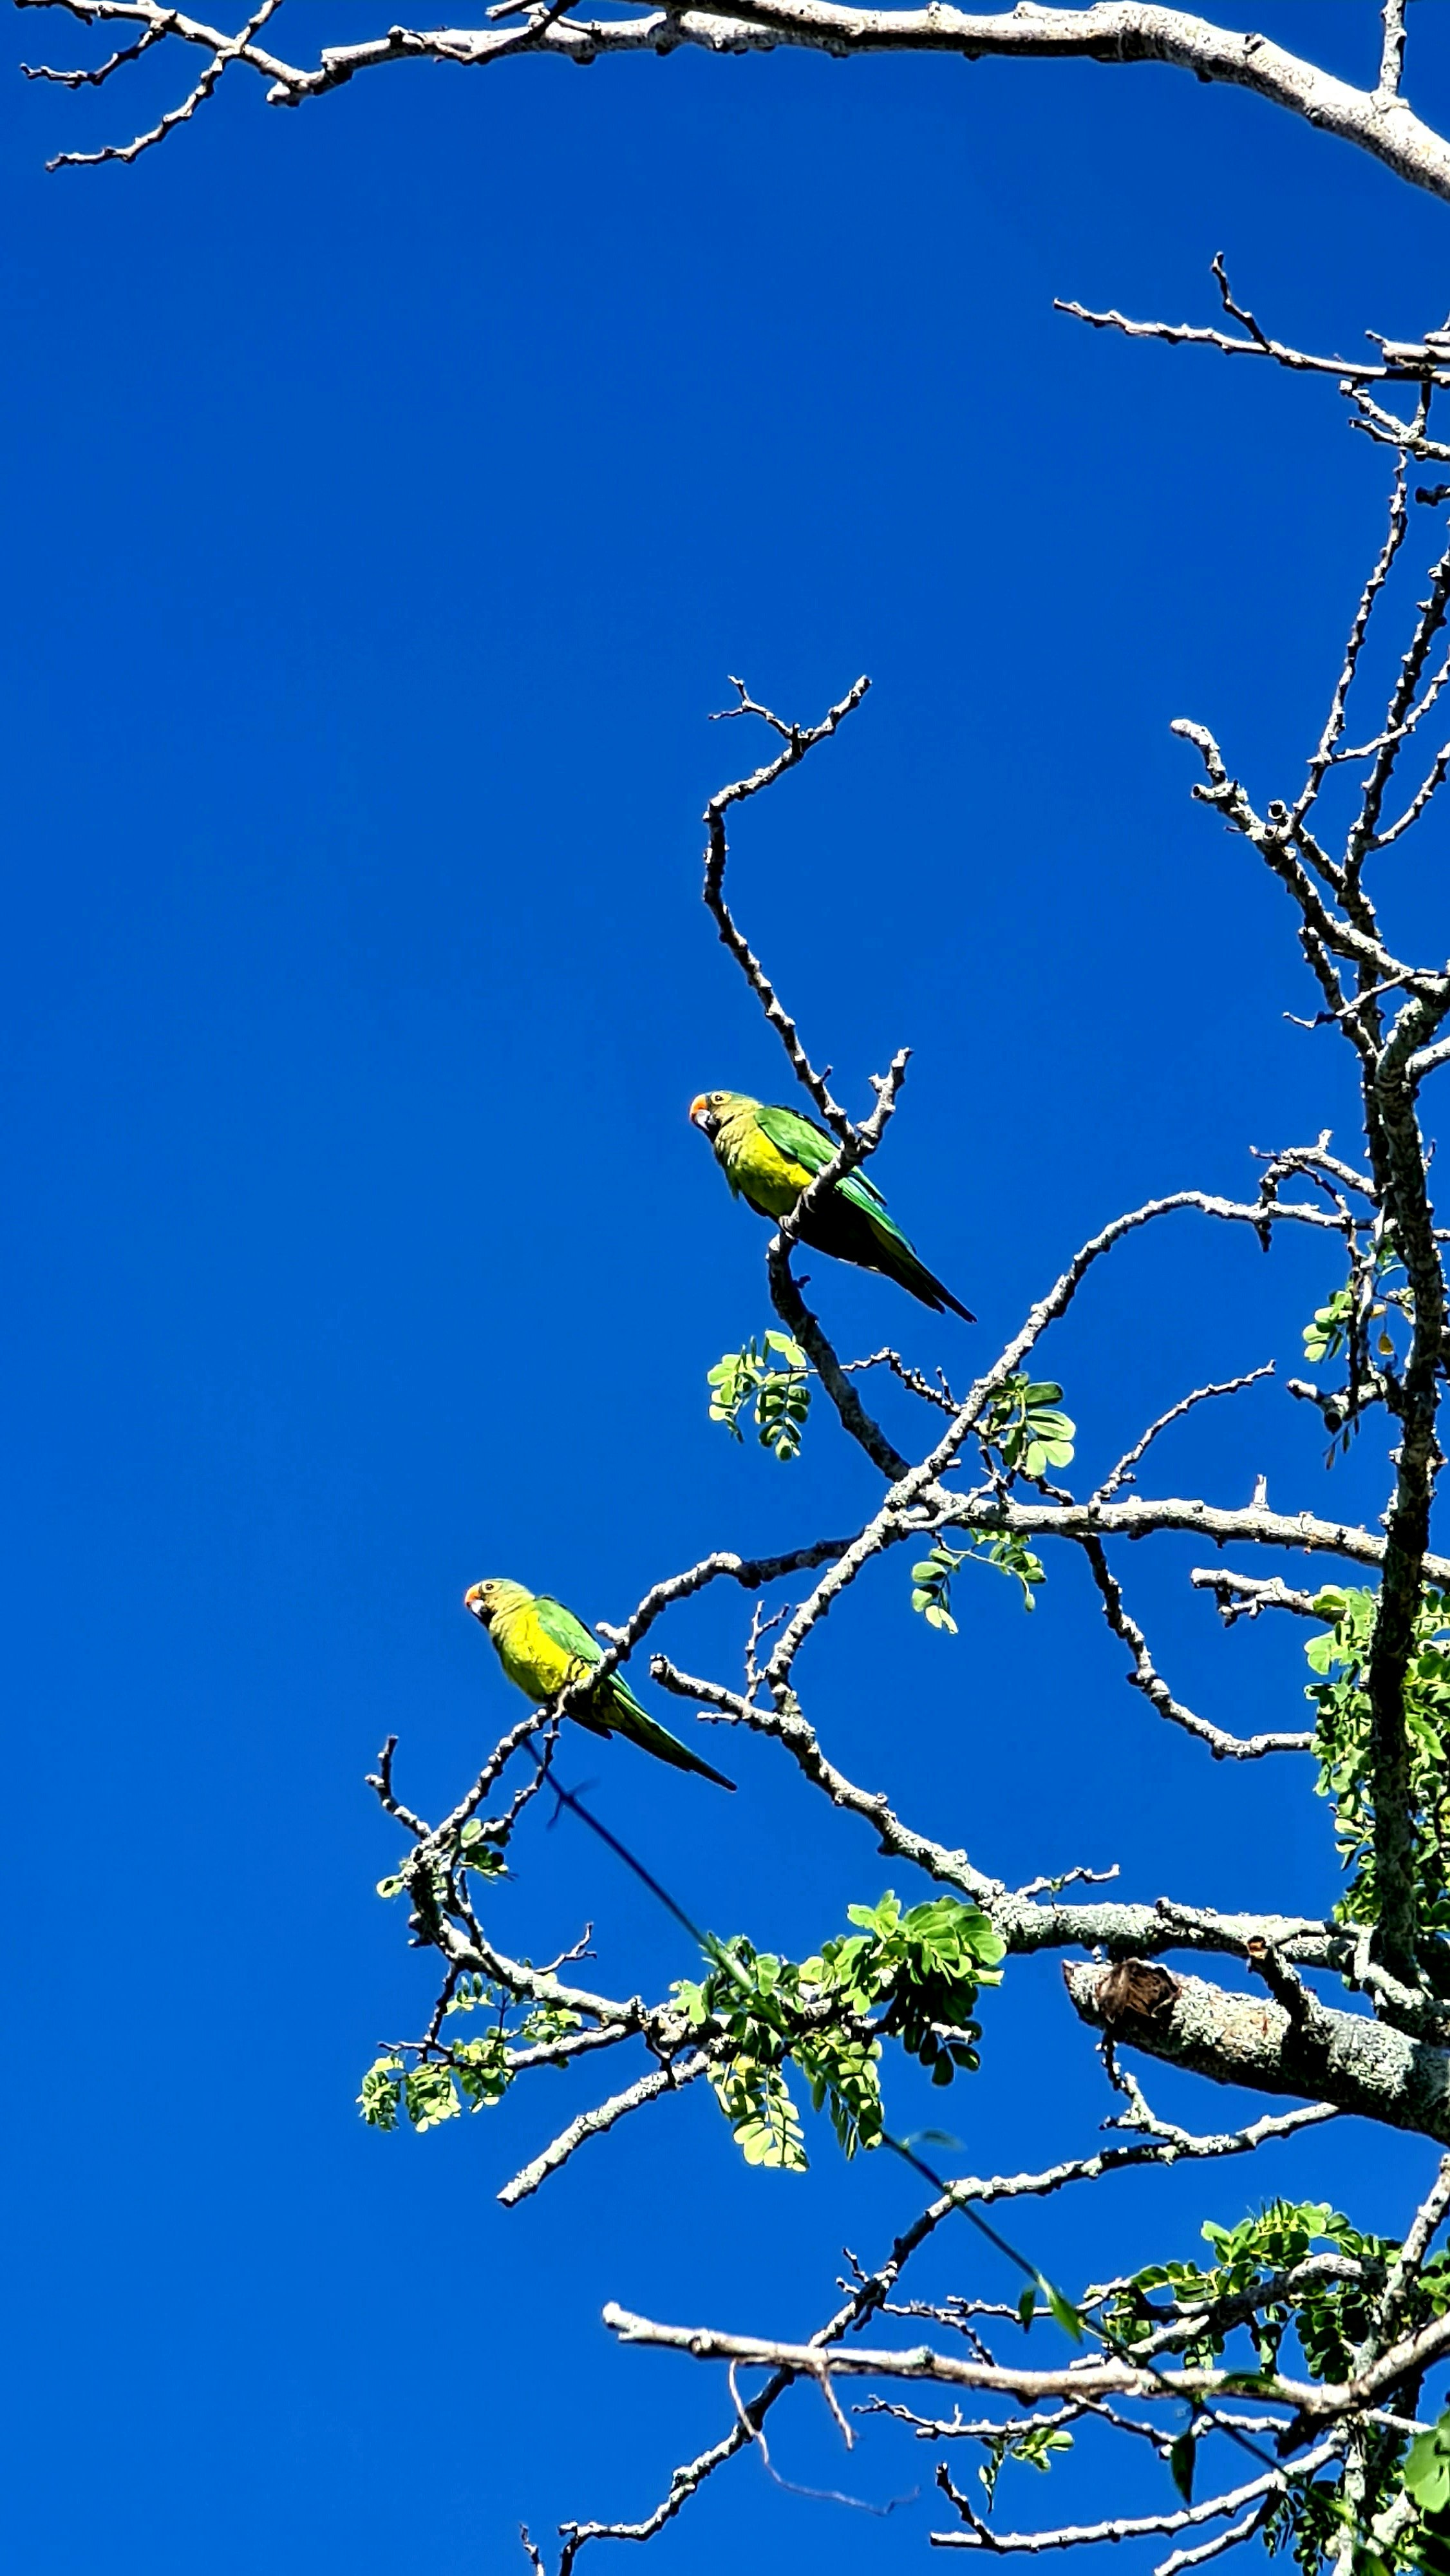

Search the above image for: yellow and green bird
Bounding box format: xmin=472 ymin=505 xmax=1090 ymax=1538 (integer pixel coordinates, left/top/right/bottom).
xmin=464 ymin=1578 xmax=735 ymax=1789
xmin=688 ymin=1089 xmax=974 ymax=1321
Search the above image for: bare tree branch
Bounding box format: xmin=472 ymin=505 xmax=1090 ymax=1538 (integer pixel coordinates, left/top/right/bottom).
xmin=1093 ymin=1364 xmax=1275 ymax=1504
xmin=1082 ymin=1535 xmax=1315 ymax=1759
xmin=498 ymin=2053 xmax=709 ymax=2206
xmin=22 ymin=2 xmax=1450 ymax=210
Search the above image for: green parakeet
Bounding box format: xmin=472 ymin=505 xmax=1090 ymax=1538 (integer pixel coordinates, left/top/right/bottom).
xmin=688 ymin=1089 xmax=974 ymax=1321
xmin=464 ymin=1578 xmax=735 ymax=1789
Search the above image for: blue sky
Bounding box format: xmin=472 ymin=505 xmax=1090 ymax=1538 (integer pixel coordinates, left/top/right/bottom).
xmin=6 ymin=4 xmax=1450 ymax=2568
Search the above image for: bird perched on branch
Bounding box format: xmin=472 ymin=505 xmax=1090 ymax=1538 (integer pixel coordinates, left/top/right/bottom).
xmin=688 ymin=1089 xmax=974 ymax=1321
xmin=464 ymin=1578 xmax=735 ymax=1789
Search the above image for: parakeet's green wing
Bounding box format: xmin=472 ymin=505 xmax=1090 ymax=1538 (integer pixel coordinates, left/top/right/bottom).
xmin=532 ymin=1593 xmax=735 ymax=1787
xmin=531 ymin=1591 xmax=655 ymax=1724
xmin=755 ymin=1103 xmax=890 ymax=1216
xmin=756 ymin=1099 xmax=973 ymax=1318
xmin=532 ymin=1595 xmax=605 ymax=1672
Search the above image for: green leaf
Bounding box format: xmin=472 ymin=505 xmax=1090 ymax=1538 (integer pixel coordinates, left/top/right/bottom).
xmin=1169 ymin=2434 xmax=1195 ymax=2505
xmin=707 ymin=1332 xmax=811 ymax=1461
xmin=404 ymin=2062 xmax=460 ymax=2132
xmin=1406 ymin=2418 xmax=1450 ymax=2515
xmin=375 ymin=1875 xmax=404 ymax=1899
xmin=1042 ymin=2280 xmax=1085 ymax=2344
xmin=1304 ymin=1584 xmax=1450 ymax=1933
xmin=357 ymin=2056 xmax=404 ymax=2130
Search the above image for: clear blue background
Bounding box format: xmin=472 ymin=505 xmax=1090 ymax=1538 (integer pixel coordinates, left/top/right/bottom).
xmin=5 ymin=3 xmax=1450 ymax=2565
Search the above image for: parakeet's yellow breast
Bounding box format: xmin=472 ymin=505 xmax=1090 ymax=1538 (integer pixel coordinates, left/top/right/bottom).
xmin=719 ymin=1106 xmax=810 ymax=1220
xmin=492 ymin=1601 xmax=576 ymax=1702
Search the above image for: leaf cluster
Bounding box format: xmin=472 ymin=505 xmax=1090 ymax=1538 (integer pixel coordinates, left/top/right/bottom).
xmin=1102 ymin=2197 xmax=1450 ymax=2570
xmin=1303 ymin=1242 xmax=1408 ymax=1367
xmin=1101 ymin=2199 xmax=1415 ymax=2378
xmin=375 ymin=1815 xmax=507 ymax=1907
xmin=707 ymin=1331 xmax=811 ymax=1461
xmin=977 ymin=2417 xmax=1073 ymax=2509
xmin=910 ymin=1531 xmax=1046 ymax=1629
xmin=1306 ymin=1587 xmax=1450 ymax=1935
xmin=357 ymin=1975 xmax=582 ymax=2134
xmin=671 ymin=1891 xmax=1006 ymax=2172
xmin=978 ymin=1376 xmax=1076 ymax=1482
xmin=357 ymin=2033 xmax=513 ymax=2132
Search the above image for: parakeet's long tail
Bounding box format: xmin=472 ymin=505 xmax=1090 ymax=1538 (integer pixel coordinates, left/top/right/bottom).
xmin=883 ymin=1250 xmax=976 ymax=1323
xmin=798 ymin=1197 xmax=975 ymax=1322
xmin=608 ymin=1687 xmax=736 ymax=1789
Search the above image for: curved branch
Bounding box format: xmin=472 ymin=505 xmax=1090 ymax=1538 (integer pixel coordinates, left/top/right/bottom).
xmin=1081 ymin=1535 xmax=1315 ymax=1758
xmin=941 ymin=1487 xmax=1450 ymax=1584
xmin=22 ymin=3 xmax=1450 ymax=211
xmin=498 ymin=2052 xmax=709 ymax=2205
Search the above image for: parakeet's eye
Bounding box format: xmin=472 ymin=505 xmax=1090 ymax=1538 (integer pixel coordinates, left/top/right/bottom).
xmin=711 ymin=1092 xmax=725 ymax=1106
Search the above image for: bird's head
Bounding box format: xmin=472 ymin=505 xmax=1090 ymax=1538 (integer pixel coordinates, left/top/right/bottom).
xmin=464 ymin=1577 xmax=531 ymax=1631
xmin=689 ymin=1089 xmax=742 ymax=1141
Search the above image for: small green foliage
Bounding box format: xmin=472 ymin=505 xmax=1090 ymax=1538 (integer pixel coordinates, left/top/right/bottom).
xmin=1303 ymin=1283 xmax=1356 ymax=1366
xmin=457 ymin=1818 xmax=507 ymax=1879
xmin=516 ymin=2004 xmax=583 ymax=2048
xmin=1107 ymin=2197 xmax=1450 ymax=2570
xmin=358 ymin=2034 xmax=513 ymax=2132
xmin=361 ymin=1977 xmax=522 ymax=2133
xmin=713 ymin=2060 xmax=807 ymax=2171
xmin=375 ymin=1874 xmax=404 ymax=1900
xmin=404 ymin=2060 xmax=462 ymax=2132
xmin=977 ymin=2419 xmax=1073 ymax=2509
xmin=1013 ymin=2278 xmax=1082 ymax=2340
xmin=1168 ymin=2433 xmax=1196 ymax=2505
xmin=980 ymin=1376 xmax=1077 ymax=1482
xmin=357 ymin=2056 xmax=405 ymax=2130
xmin=1306 ymin=1586 xmax=1450 ymax=1933
xmin=978 ymin=1531 xmax=1047 ymax=1610
xmin=1303 ymin=1241 xmax=1408 ymax=1367
xmin=449 ymin=2031 xmax=512 ymax=2111
xmin=1042 ymin=2280 xmax=1084 ymax=2344
xmin=708 ymin=1332 xmax=811 ymax=1461
xmin=912 ymin=1533 xmax=1046 ymax=1631
xmin=911 ymin=1542 xmax=966 ymax=1632
xmin=1406 ymin=2418 xmax=1450 ymax=2519
xmin=671 ymin=1892 xmax=1005 ymax=2172
xmin=444 ymin=1972 xmax=498 ymax=2014
xmin=1106 ymin=2196 xmax=1450 ymax=2380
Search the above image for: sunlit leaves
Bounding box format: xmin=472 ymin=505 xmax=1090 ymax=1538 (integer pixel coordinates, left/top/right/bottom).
xmin=1406 ymin=2420 xmax=1450 ymax=2518
xmin=708 ymin=1331 xmax=811 ymax=1461
xmin=912 ymin=1541 xmax=966 ymax=1631
xmin=359 ymin=1980 xmax=520 ymax=2132
xmin=711 ymin=2059 xmax=808 ymax=2172
xmin=357 ymin=2055 xmax=471 ymax=2133
xmin=978 ymin=2418 xmax=1073 ymax=2508
xmin=911 ymin=1531 xmax=1046 ymax=1631
xmin=1107 ymin=2199 xmax=1450 ymax=2568
xmin=1303 ymin=1283 xmax=1358 ymax=1367
xmin=672 ymin=1891 xmax=1004 ymax=2173
xmin=1106 ymin=2196 xmax=1450 ymax=2392
xmin=1303 ymin=1240 xmax=1409 ymax=1367
xmin=357 ymin=2056 xmax=406 ymax=2130
xmin=451 ymin=2033 xmax=513 ymax=2111
xmin=458 ymin=1817 xmax=507 ymax=1879
xmin=979 ymin=1376 xmax=1076 ymax=1481
xmin=1305 ymin=1586 xmax=1450 ymax=1933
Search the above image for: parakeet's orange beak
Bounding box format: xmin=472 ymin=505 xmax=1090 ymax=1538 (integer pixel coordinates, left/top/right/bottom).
xmin=464 ymin=1582 xmax=489 ymax=1625
xmin=688 ymin=1094 xmax=710 ymax=1129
